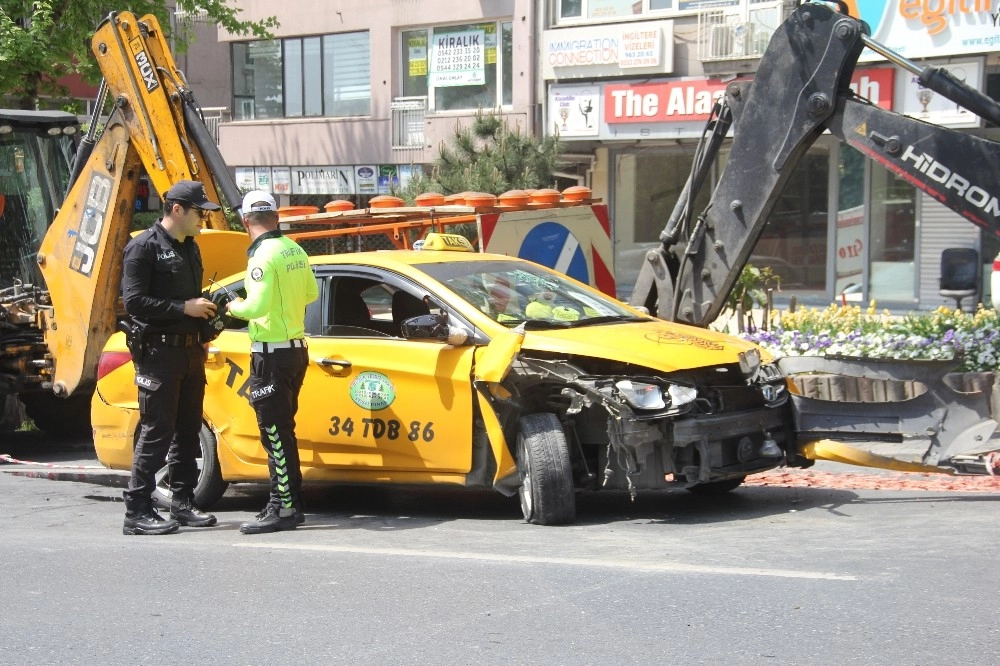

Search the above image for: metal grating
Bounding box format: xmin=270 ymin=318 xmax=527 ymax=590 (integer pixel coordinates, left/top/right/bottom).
xmin=697 ymin=2 xmax=782 ymax=62
xmin=390 ymin=96 xmax=427 ymax=150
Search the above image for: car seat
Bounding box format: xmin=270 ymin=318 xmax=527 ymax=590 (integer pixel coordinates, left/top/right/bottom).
xmin=939 ymin=247 xmax=980 ymax=312
xmin=332 ymin=279 xmax=374 ymax=328
xmin=392 ymin=290 xmax=430 ymax=335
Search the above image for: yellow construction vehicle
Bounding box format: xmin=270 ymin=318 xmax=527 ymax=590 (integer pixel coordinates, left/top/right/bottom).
xmin=0 ymin=11 xmax=247 ymax=435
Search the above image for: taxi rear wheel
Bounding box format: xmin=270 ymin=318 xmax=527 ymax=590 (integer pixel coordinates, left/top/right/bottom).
xmin=152 ymin=423 xmax=228 ymax=510
xmin=516 ymin=413 xmax=575 ymax=525
xmin=20 ymin=390 xmax=92 ymax=438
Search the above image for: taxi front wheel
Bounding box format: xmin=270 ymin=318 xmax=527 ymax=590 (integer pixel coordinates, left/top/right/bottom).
xmin=516 ymin=413 xmax=576 ymax=526
xmin=686 ymin=476 xmax=746 ymax=495
xmin=153 ymin=422 xmax=229 ymax=510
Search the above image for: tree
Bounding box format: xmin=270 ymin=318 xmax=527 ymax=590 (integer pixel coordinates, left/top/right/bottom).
xmin=0 ymin=1 xmax=277 ymax=110
xmin=402 ymin=108 xmax=563 ymax=202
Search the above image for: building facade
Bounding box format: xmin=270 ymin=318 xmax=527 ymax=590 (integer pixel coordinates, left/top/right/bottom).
xmin=207 ymin=0 xmax=1000 ymax=310
xmin=540 ymin=0 xmax=1000 ymax=309
xmin=215 ymin=0 xmax=535 ymax=209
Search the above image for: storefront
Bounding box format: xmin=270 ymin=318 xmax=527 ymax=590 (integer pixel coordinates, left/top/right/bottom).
xmin=544 ymin=8 xmax=999 ymax=311
xmin=232 ymin=164 xmax=424 ymax=210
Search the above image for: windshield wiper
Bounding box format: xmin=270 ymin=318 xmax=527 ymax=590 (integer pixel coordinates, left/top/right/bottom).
xmin=564 ymin=315 xmax=647 ymax=327
xmin=523 ymin=319 xmax=572 ymax=329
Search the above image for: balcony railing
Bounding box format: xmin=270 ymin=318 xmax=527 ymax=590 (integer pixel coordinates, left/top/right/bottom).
xmin=390 ymin=96 xmax=427 ymax=151
xmin=697 ymin=2 xmax=783 ymax=62
xmin=199 ymin=107 xmax=229 ymax=144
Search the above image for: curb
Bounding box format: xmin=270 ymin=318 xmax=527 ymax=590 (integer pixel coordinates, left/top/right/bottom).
xmin=1 ymin=454 xmax=130 ymax=488
xmin=2 ymin=468 xmax=130 ymax=487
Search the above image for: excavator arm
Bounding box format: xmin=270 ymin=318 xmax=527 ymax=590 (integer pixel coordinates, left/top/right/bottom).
xmin=35 ymin=12 xmax=245 ymax=397
xmin=630 ymin=2 xmax=1000 ymax=327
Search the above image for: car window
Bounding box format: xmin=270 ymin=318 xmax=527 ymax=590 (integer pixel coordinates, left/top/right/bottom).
xmin=416 ymin=260 xmax=644 ymax=327
xmin=217 ymin=277 xmax=324 ymax=335
xmin=321 ymin=274 xmax=445 ymax=338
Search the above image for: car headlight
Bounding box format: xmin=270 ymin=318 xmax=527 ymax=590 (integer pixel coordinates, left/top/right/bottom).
xmin=615 ymin=380 xmax=665 ymax=410
xmin=666 ymin=384 xmax=698 ymax=407
xmin=739 ymin=348 xmax=761 ymax=378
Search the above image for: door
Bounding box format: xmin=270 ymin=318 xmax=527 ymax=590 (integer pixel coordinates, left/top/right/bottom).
xmin=295 ymin=271 xmax=477 ymax=473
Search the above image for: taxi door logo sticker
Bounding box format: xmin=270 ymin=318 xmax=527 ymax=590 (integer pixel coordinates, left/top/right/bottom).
xmin=350 ymin=371 xmax=396 ymax=410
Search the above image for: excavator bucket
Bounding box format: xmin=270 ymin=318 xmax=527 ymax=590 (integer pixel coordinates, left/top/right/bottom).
xmin=781 ymin=355 xmax=999 ymax=475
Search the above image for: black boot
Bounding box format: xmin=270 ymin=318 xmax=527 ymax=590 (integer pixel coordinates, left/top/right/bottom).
xmin=239 ymin=505 xmax=298 ymax=534
xmin=170 ymin=494 xmax=217 ymax=528
xmin=123 ymin=495 xmax=179 ymax=536
xmin=293 ymin=493 xmax=306 ymax=526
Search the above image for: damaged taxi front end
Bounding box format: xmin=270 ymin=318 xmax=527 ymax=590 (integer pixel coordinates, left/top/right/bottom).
xmin=413 ymin=252 xmax=800 ymax=525
xmin=499 ymin=327 xmax=793 ymax=495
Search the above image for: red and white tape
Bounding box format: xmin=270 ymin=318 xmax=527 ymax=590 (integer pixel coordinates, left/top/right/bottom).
xmin=0 ymin=453 xmax=106 ymax=470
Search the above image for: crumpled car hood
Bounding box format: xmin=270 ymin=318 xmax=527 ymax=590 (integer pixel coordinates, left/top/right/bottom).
xmin=516 ymin=320 xmax=767 ymax=372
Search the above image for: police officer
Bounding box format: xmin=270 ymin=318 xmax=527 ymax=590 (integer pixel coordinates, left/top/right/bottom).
xmin=121 ymin=179 xmax=220 ymax=535
xmin=226 ymin=190 xmax=318 ymax=534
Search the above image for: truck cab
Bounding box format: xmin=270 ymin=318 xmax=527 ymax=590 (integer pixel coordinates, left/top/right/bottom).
xmin=0 ymin=110 xmax=78 ymax=290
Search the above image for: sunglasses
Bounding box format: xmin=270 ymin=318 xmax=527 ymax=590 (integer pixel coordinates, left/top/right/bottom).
xmin=187 ymin=206 xmax=211 ymax=220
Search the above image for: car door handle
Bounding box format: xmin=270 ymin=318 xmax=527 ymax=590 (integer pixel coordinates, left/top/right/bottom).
xmin=317 ymin=357 xmax=351 ymax=369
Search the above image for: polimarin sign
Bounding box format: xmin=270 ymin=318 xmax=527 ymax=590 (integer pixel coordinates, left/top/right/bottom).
xmin=847 ymin=0 xmax=999 ymax=59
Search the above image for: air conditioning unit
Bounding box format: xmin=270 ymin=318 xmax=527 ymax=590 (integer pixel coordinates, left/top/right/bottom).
xmin=708 ymin=22 xmax=755 ymax=59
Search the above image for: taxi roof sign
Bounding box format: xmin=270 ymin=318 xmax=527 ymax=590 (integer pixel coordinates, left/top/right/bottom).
xmin=418 ymin=233 xmax=475 ymax=252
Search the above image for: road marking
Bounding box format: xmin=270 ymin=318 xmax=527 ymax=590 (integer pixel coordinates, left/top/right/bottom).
xmin=232 ymin=543 xmax=856 ymax=580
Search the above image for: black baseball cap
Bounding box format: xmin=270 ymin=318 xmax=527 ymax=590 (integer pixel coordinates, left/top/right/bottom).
xmin=164 ymin=179 xmax=221 ymax=210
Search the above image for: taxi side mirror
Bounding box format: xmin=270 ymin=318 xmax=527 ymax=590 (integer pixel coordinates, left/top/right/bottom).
xmin=401 ymin=313 xmax=470 ymax=345
xmin=401 ymin=313 xmax=449 ymax=341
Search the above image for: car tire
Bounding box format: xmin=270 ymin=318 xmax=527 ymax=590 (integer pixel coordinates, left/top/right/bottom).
xmin=516 ymin=412 xmax=575 ymax=525
xmin=152 ymin=422 xmax=228 ymax=510
xmin=0 ymin=393 xmax=23 ymax=432
xmin=20 ymin=390 xmax=92 ymax=438
xmin=686 ymin=476 xmax=746 ymax=495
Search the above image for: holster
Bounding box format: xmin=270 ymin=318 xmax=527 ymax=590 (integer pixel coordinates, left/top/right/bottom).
xmin=120 ymin=318 xmax=145 ymax=365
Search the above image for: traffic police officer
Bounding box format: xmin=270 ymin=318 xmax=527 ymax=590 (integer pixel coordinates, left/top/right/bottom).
xmin=226 ymin=190 xmax=318 ymax=534
xmin=121 ymin=179 xmax=220 ymax=535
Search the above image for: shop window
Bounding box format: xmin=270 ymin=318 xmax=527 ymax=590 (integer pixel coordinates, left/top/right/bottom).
xmin=232 ymin=32 xmax=370 ymax=120
xmin=834 ymin=145 xmax=917 ymax=304
xmin=401 ymin=21 xmax=512 ymax=112
xmin=834 ymin=145 xmax=865 ymax=298
xmin=868 ymin=159 xmax=916 ymax=303
xmin=753 ymin=146 xmax=829 ymax=292
xmin=611 ymin=148 xmax=716 ymax=300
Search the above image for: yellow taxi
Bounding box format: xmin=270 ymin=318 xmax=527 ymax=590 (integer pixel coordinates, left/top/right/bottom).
xmin=92 ymin=233 xmax=793 ymax=525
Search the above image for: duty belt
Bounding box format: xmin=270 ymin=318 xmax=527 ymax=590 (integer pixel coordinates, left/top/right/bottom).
xmin=251 ymin=339 xmax=307 ymax=353
xmin=146 ymin=333 xmax=201 ymax=348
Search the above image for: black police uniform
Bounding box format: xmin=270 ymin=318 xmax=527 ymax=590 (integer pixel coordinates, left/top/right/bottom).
xmin=121 ymin=221 xmax=207 ymax=508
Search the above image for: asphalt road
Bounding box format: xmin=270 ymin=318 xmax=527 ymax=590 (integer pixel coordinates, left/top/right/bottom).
xmin=1 ymin=432 xmax=999 ymax=665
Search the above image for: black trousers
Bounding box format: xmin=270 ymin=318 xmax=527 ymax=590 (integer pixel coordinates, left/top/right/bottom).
xmin=126 ymin=344 xmax=207 ymax=503
xmin=249 ymin=347 xmax=308 ymax=510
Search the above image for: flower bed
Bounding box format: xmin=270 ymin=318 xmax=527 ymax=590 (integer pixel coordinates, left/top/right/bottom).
xmin=740 ymin=303 xmax=1000 ymax=373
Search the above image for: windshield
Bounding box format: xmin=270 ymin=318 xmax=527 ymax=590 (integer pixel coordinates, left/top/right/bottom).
xmin=0 ymin=128 xmax=74 ymax=288
xmin=416 ymin=259 xmax=648 ymax=327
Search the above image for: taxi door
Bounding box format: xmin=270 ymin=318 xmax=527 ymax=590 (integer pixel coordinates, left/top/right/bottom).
xmin=295 ymin=271 xmax=478 ymax=473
